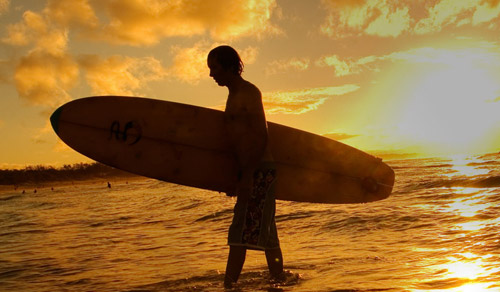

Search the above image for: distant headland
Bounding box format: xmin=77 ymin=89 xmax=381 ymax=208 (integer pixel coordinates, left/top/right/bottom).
xmin=0 ymin=163 xmax=138 ymax=186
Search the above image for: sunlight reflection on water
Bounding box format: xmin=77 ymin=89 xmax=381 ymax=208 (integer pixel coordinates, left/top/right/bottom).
xmin=408 ymin=155 xmax=500 ymax=292
xmin=446 ymin=155 xmax=491 ymax=177
xmin=411 ymin=252 xmax=500 ymax=292
xmin=413 ymin=282 xmax=498 ymax=292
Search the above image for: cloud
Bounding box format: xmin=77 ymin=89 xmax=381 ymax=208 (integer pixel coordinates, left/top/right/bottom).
xmin=4 ymin=0 xmax=280 ymax=47
xmin=316 ymin=55 xmax=354 ymax=76
xmin=3 ymin=11 xmax=41 ymax=46
xmin=483 ymin=0 xmax=500 ymax=6
xmin=321 ymin=0 xmax=410 ymax=38
xmin=239 ymin=46 xmax=259 ymax=66
xmin=365 ymin=5 xmax=410 ymax=37
xmin=263 ymin=85 xmax=360 ymax=114
xmin=3 ymin=2 xmax=169 ymax=104
xmin=4 ymin=6 xmax=79 ymax=107
xmin=2 ymin=9 xmax=69 ymax=56
xmin=415 ymin=0 xmax=500 ymax=34
xmin=169 ymin=43 xmax=258 ymax=83
xmin=45 ymin=0 xmax=99 ymax=28
xmin=0 ymin=0 xmax=8 ymax=15
xmin=265 ymin=57 xmax=310 ymax=75
xmin=468 ymin=0 xmax=500 ymax=25
xmin=382 ymin=45 xmax=500 ymax=70
xmin=316 ymin=54 xmax=381 ymax=77
xmin=2 ymin=1 xmax=97 ymax=47
xmin=318 ymin=42 xmax=500 ymax=79
xmin=2 ymin=1 xmax=272 ymax=107
xmin=79 ymin=55 xmax=166 ymax=96
xmin=169 ymin=43 xmax=214 ymax=84
xmin=415 ymin=0 xmax=475 ymax=34
xmin=87 ymin=0 xmax=281 ymax=45
xmin=14 ymin=51 xmax=78 ymax=107
xmin=321 ymin=0 xmax=500 ymax=38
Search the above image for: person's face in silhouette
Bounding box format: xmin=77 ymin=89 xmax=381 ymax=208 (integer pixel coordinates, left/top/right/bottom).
xmin=207 ymin=57 xmax=233 ymax=87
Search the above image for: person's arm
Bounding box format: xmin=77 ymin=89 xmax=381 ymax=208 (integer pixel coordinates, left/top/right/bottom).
xmin=227 ymin=86 xmax=268 ymax=173
xmin=233 ymin=111 xmax=268 ymax=171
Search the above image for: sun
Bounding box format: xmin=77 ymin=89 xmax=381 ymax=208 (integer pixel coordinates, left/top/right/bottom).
xmin=393 ymin=47 xmax=500 ymax=156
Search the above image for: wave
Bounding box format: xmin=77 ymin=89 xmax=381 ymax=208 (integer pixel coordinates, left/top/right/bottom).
xmin=391 ymin=163 xmax=453 ymax=170
xmin=194 ymin=208 xmax=233 ymax=222
xmin=415 ymin=175 xmax=500 ymax=189
xmin=466 ymin=160 xmax=500 ymax=167
xmin=0 ymin=194 xmax=23 ymax=201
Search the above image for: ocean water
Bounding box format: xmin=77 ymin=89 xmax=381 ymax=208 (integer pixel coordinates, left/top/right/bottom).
xmin=1 ymin=153 xmax=500 ymax=292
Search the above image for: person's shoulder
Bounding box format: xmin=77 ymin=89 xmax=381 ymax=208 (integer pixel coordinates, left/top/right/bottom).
xmin=242 ymin=80 xmax=261 ymax=97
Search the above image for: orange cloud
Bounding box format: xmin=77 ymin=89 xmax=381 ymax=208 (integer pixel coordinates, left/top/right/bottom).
xmin=3 ymin=2 xmax=169 ymax=104
xmin=3 ymin=9 xmax=69 ymax=56
xmin=265 ymin=57 xmax=310 ymax=75
xmin=14 ymin=51 xmax=78 ymax=107
xmin=79 ymin=55 xmax=166 ymax=96
xmin=415 ymin=0 xmax=500 ymax=34
xmin=0 ymin=0 xmax=8 ymax=15
xmin=263 ymin=85 xmax=360 ymax=114
xmin=3 ymin=11 xmax=44 ymax=46
xmin=88 ymin=0 xmax=280 ymax=45
xmin=316 ymin=55 xmax=354 ymax=76
xmin=4 ymin=1 xmax=280 ymax=46
xmin=45 ymin=0 xmax=99 ymax=29
xmin=482 ymin=0 xmax=500 ymax=7
xmin=2 ymin=1 xmax=97 ymax=47
xmin=317 ymin=42 xmax=500 ymax=78
xmin=4 ymin=5 xmax=78 ymax=108
xmin=316 ymin=53 xmax=381 ymax=77
xmin=321 ymin=0 xmax=410 ymax=38
xmin=321 ymin=0 xmax=500 ymax=38
xmin=169 ymin=42 xmax=258 ymax=83
xmin=169 ymin=42 xmax=215 ymax=84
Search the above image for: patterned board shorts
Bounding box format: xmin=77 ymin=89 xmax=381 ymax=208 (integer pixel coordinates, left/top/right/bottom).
xmin=227 ymin=161 xmax=280 ymax=250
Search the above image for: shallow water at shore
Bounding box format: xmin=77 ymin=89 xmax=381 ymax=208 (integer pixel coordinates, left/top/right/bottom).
xmin=1 ymin=154 xmax=500 ymax=291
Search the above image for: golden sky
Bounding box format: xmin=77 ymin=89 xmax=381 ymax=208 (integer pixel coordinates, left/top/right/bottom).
xmin=1 ymin=0 xmax=500 ymax=168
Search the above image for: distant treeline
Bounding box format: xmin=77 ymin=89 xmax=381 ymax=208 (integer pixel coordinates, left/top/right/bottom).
xmin=0 ymin=163 xmax=138 ymax=185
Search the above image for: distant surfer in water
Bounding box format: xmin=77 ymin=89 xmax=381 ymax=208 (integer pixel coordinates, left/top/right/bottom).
xmin=207 ymin=45 xmax=285 ymax=288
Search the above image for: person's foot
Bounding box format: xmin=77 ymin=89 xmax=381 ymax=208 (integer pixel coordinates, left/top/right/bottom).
xmin=224 ymin=275 xmax=236 ymax=289
xmin=270 ymin=270 xmax=300 ymax=286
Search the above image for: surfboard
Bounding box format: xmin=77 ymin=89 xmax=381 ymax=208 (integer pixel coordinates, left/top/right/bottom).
xmin=50 ymin=96 xmax=395 ymax=204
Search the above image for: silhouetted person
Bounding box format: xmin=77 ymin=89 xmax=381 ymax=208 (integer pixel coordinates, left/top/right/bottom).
xmin=107 ymin=182 xmax=111 ymax=188
xmin=207 ymin=45 xmax=285 ymax=288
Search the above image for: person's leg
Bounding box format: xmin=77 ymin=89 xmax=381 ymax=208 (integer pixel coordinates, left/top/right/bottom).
xmin=224 ymin=245 xmax=247 ymax=288
xmin=265 ymin=247 xmax=284 ymax=280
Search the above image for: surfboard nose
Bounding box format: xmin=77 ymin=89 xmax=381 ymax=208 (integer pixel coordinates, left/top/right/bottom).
xmin=50 ymin=106 xmax=63 ymax=134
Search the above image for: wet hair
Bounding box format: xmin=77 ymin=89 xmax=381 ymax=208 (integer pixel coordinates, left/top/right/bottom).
xmin=208 ymin=45 xmax=244 ymax=75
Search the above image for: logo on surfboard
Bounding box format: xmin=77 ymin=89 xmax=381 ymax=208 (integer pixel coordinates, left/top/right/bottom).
xmin=109 ymin=120 xmax=142 ymax=145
